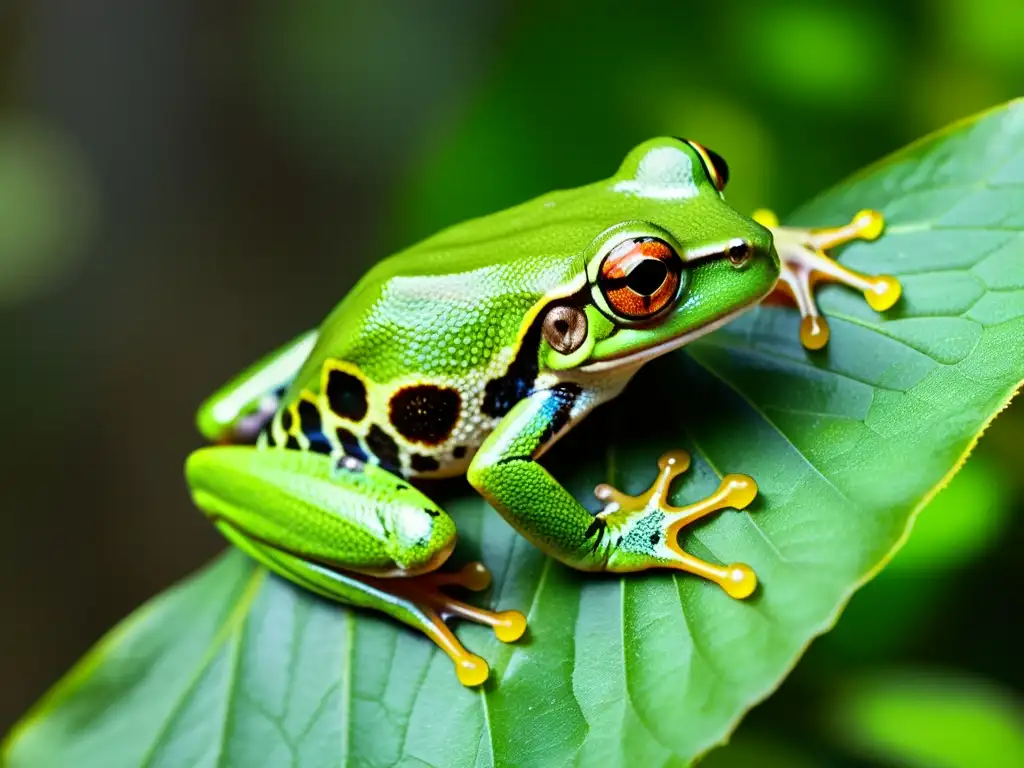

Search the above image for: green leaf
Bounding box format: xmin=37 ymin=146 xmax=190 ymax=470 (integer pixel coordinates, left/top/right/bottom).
xmin=801 ymin=451 xmax=1011 ymax=664
xmin=5 ymin=103 xmax=1023 ymax=768
xmin=829 ymin=671 xmax=1024 ymax=768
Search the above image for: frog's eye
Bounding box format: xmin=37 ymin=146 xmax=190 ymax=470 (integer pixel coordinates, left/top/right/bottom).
xmin=542 ymin=304 xmax=588 ymax=354
xmin=598 ymin=237 xmax=683 ymax=320
xmin=684 ymin=140 xmax=730 ymax=192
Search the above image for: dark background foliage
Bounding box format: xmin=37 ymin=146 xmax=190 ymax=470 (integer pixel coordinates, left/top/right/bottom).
xmin=2 ymin=1 xmax=1021 ymax=763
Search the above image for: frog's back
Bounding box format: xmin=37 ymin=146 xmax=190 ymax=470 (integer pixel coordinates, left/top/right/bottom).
xmin=268 ymin=181 xmax=611 ymax=478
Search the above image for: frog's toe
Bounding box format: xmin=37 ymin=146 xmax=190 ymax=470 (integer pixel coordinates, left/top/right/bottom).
xmin=421 ymin=560 xmax=492 ymax=591
xmin=659 ymin=472 xmax=760 ymax=597
xmin=432 ymin=595 xmax=527 ymax=645
xmin=721 ymin=473 xmax=758 ymax=510
xmin=492 ymin=610 xmax=528 ymax=642
xmin=594 ymin=449 xmax=692 ymax=514
xmin=799 ymin=315 xmax=831 ymax=350
xmin=720 ymin=563 xmax=758 ymax=599
xmin=758 ymin=207 xmax=902 ymax=350
xmin=596 ymin=452 xmax=761 ymax=599
xmin=455 ymin=655 xmax=490 ymax=687
xmin=383 ymin=563 xmax=526 ymax=686
xmin=848 ymin=208 xmax=885 ymax=242
xmin=863 ymin=274 xmax=902 ymax=312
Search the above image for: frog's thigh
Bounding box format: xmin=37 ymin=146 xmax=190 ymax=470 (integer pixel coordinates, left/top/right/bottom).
xmin=196 ymin=329 xmax=318 ymax=443
xmin=186 ymin=446 xmax=525 ymax=686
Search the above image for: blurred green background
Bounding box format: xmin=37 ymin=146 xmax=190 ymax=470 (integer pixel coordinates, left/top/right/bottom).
xmin=1 ymin=1 xmax=1021 ymax=764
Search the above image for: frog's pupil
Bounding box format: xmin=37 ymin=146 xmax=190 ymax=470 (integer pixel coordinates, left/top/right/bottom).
xmin=554 ymin=318 xmax=570 ymax=334
xmin=627 ymin=259 xmax=668 ymax=296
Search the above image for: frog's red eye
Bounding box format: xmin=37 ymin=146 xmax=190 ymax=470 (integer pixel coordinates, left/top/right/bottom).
xmin=598 ymin=237 xmax=682 ymax=319
xmin=683 ymin=139 xmax=730 ymax=192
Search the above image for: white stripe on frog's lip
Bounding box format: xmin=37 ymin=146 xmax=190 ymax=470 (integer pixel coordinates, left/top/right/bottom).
xmin=682 ymin=238 xmax=749 ymax=264
xmin=577 ymin=302 xmax=758 ymax=374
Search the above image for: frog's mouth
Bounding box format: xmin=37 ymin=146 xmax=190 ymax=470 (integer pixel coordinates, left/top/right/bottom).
xmin=578 ymin=301 xmax=758 ymax=374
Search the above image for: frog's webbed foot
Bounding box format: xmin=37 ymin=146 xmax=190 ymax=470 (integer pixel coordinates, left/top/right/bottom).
xmin=370 ymin=562 xmax=526 ymax=686
xmin=754 ymin=208 xmax=901 ymax=350
xmin=594 ymin=450 xmax=759 ymax=598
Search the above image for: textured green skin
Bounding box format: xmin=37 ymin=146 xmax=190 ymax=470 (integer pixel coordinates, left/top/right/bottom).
xmin=186 ymin=137 xmax=780 ymax=631
xmin=467 ymin=388 xmax=599 ymax=563
xmin=187 ymin=447 xmax=454 ymax=574
xmin=289 ymin=137 xmax=773 ymax=389
xmin=468 ymin=388 xmax=680 ymax=572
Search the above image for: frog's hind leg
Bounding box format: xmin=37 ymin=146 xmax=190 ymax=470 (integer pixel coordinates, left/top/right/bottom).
xmin=195 ymin=329 xmax=319 ymax=443
xmin=187 ymin=445 xmax=525 ymax=686
xmin=754 ymin=209 xmax=901 ymax=350
xmin=216 ymin=523 xmax=522 ymax=686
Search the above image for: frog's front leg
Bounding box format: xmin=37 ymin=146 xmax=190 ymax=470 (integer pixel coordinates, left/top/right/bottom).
xmin=468 ymin=387 xmax=759 ymax=598
xmin=186 ymin=446 xmax=525 ymax=686
xmin=754 ymin=209 xmax=902 ymax=350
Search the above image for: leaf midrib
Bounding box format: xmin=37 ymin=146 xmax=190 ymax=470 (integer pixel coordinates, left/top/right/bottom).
xmin=138 ymin=567 xmax=266 ymax=768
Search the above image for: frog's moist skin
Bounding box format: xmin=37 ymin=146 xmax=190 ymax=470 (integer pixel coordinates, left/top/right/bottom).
xmin=261 ymin=278 xmax=637 ymax=481
xmin=187 ymin=137 xmax=901 ymax=686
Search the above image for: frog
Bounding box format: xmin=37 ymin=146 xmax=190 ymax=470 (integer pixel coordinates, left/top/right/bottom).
xmin=186 ymin=137 xmax=900 ymax=686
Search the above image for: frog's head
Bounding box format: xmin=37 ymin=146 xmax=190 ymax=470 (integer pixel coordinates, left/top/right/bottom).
xmin=537 ymin=137 xmax=780 ymax=374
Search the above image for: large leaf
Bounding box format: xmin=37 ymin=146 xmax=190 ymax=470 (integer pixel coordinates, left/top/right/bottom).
xmin=5 ymin=103 xmax=1023 ymax=767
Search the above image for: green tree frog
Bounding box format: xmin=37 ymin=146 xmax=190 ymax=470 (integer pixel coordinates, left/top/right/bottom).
xmin=187 ymin=138 xmax=900 ymax=686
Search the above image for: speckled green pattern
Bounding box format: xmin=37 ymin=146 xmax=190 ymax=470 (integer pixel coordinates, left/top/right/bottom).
xmin=470 ymin=386 xmax=603 ymax=565
xmin=265 ymin=349 xmax=534 ymax=478
xmin=318 ymin=272 xmax=547 ymax=383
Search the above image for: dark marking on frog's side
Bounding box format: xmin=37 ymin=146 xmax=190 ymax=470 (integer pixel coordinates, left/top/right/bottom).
xmin=326 ymin=369 xmax=368 ymax=422
xmin=452 ymin=445 xmax=468 ymax=460
xmin=423 ymin=507 xmax=441 ymax=518
xmin=389 ymin=385 xmax=461 ymax=445
xmin=366 ymin=424 xmax=401 ymax=472
xmin=263 ymin=427 xmax=277 ymax=447
xmin=396 ymin=483 xmax=410 ymax=491
xmin=537 ymin=383 xmax=581 ymax=446
xmin=297 ymin=400 xmax=332 ymax=454
xmin=307 ymin=434 xmax=332 ymax=455
xmin=280 ymin=408 xmax=294 ymax=433
xmin=297 ymin=400 xmax=321 ymax=434
xmin=481 ymin=319 xmax=543 ymax=418
xmin=335 ymin=426 xmax=368 ymax=462
xmin=284 ymin=434 xmax=300 ymax=451
xmin=411 ymin=454 xmax=440 ymax=473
